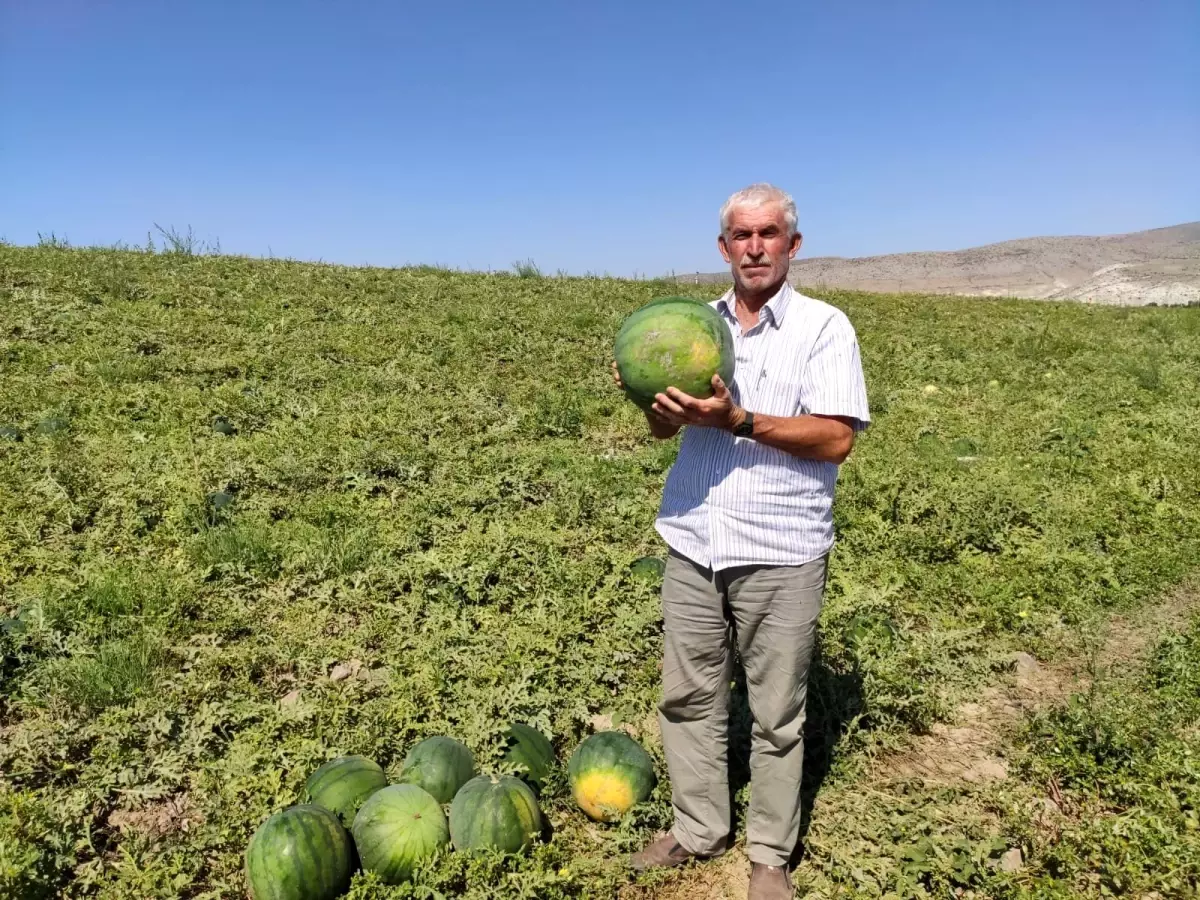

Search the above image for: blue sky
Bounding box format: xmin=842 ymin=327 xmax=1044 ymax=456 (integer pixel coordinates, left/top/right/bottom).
xmin=2 ymin=0 xmax=1197 ymax=276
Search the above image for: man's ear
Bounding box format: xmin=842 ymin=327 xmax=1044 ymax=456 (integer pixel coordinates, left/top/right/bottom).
xmin=789 ymin=231 xmax=803 ymax=259
xmin=717 ymin=233 xmax=732 ymax=264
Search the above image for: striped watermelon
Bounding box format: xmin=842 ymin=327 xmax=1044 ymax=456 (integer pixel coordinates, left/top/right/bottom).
xmin=352 ymin=784 xmax=449 ymax=884
xmin=245 ymin=804 xmax=354 ymax=900
xmin=304 ymin=754 xmax=389 ymax=828
xmin=448 ymin=774 xmax=543 ymax=854
xmin=398 ymin=736 xmax=476 ymax=804
xmin=502 ymin=723 xmax=555 ymax=789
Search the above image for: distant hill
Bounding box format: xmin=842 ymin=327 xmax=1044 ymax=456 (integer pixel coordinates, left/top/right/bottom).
xmin=675 ymin=222 xmax=1200 ymax=306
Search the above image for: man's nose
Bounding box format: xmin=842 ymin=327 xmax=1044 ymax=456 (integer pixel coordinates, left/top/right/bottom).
xmin=746 ymin=235 xmax=765 ymax=257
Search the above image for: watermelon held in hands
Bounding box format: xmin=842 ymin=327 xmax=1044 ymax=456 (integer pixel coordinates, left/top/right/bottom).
xmin=352 ymin=784 xmax=449 ymax=884
xmin=398 ymin=736 xmax=476 ymax=804
xmin=613 ymin=297 xmax=735 ymax=412
xmin=502 ymin=723 xmax=555 ymax=788
xmin=568 ymin=731 xmax=656 ymax=823
xmin=245 ymin=803 xmax=354 ymax=900
xmin=448 ymin=774 xmax=543 ymax=854
xmin=304 ymin=754 xmax=389 ymax=828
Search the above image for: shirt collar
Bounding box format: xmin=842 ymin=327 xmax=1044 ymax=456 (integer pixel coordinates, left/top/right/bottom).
xmin=716 ymin=281 xmax=792 ymax=329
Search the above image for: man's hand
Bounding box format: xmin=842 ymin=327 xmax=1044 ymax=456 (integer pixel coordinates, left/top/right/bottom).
xmin=652 ymin=375 xmax=745 ymax=432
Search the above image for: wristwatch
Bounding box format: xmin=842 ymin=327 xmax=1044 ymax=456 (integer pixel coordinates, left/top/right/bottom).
xmin=732 ymin=410 xmax=754 ymax=438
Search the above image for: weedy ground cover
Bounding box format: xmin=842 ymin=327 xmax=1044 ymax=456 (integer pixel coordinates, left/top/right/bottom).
xmin=1 ymin=243 xmax=1198 ymax=898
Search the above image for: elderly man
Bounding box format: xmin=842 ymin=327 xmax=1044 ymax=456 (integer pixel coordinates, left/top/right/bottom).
xmin=614 ymin=184 xmax=870 ymax=899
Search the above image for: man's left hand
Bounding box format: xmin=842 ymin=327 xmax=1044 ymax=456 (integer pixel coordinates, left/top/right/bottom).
xmin=651 ymin=375 xmax=746 ymax=432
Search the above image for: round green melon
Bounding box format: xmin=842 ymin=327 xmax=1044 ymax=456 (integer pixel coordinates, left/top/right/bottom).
xmin=207 ymin=490 xmax=234 ymax=511
xmin=613 ymin=297 xmax=735 ymax=412
xmin=568 ymin=731 xmax=656 ymax=823
xmin=245 ymin=803 xmax=354 ymax=900
xmin=502 ymin=723 xmax=555 ymax=788
xmin=304 ymin=754 xmax=389 ymax=828
xmin=35 ymin=417 xmax=69 ymax=436
xmin=448 ymin=774 xmax=543 ymax=854
xmin=351 ymin=784 xmax=449 ymax=884
xmin=629 ymin=556 xmax=666 ymax=582
xmin=398 ymin=736 xmax=476 ymax=804
xmin=212 ymin=415 xmax=237 ymax=436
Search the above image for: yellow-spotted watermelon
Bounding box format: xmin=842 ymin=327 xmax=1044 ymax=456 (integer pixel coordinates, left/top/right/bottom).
xmin=568 ymin=731 xmax=656 ymax=823
xmin=613 ymin=297 xmax=735 ymax=412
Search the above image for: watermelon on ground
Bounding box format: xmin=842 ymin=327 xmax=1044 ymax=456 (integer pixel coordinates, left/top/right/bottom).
xmin=245 ymin=803 xmax=354 ymax=900
xmin=502 ymin=723 xmax=555 ymax=789
xmin=448 ymin=774 xmax=543 ymax=854
xmin=568 ymin=731 xmax=656 ymax=823
xmin=352 ymin=784 xmax=449 ymax=884
xmin=304 ymin=754 xmax=389 ymax=828
xmin=398 ymin=736 xmax=476 ymax=804
xmin=613 ymin=297 xmax=735 ymax=412
xmin=629 ymin=556 xmax=666 ymax=581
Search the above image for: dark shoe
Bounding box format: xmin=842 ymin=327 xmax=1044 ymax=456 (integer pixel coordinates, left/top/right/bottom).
xmin=629 ymin=832 xmax=696 ymax=873
xmin=748 ymin=862 xmax=793 ymax=899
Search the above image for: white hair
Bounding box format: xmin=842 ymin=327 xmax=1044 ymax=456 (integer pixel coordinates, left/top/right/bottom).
xmin=719 ymin=183 xmax=798 ymax=237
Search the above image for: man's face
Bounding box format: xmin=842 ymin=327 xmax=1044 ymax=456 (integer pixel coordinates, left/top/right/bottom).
xmin=718 ymin=202 xmax=802 ymax=296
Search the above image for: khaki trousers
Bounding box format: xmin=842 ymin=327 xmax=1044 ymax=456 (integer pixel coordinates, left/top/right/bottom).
xmin=658 ymin=548 xmax=828 ymax=867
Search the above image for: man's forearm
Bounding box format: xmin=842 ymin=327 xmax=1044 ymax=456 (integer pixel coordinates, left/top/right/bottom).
xmin=736 ymin=409 xmax=854 ymax=463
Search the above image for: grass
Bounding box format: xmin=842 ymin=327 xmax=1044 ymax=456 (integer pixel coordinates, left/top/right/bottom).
xmin=0 ymin=242 xmax=1198 ymax=898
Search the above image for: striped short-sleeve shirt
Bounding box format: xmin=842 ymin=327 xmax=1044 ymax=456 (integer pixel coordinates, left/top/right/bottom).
xmin=654 ymin=282 xmax=870 ymax=571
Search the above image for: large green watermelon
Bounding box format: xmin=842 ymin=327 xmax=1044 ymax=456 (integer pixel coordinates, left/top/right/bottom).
xmin=448 ymin=774 xmax=543 ymax=854
xmin=613 ymin=297 xmax=735 ymax=412
xmin=352 ymin=784 xmax=449 ymax=884
xmin=304 ymin=754 xmax=389 ymax=828
xmin=398 ymin=736 xmax=476 ymax=804
xmin=502 ymin=723 xmax=555 ymax=788
xmin=245 ymin=803 xmax=354 ymax=900
xmin=568 ymin=731 xmax=656 ymax=823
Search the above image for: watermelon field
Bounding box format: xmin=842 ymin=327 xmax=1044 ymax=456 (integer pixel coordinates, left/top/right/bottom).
xmin=2 ymin=240 xmax=1200 ymax=899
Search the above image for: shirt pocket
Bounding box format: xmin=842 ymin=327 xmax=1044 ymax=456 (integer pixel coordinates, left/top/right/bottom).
xmin=759 ymin=375 xmax=807 ymax=417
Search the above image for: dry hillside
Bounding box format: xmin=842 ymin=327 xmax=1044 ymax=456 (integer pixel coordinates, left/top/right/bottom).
xmin=678 ymin=222 xmax=1200 ymax=306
